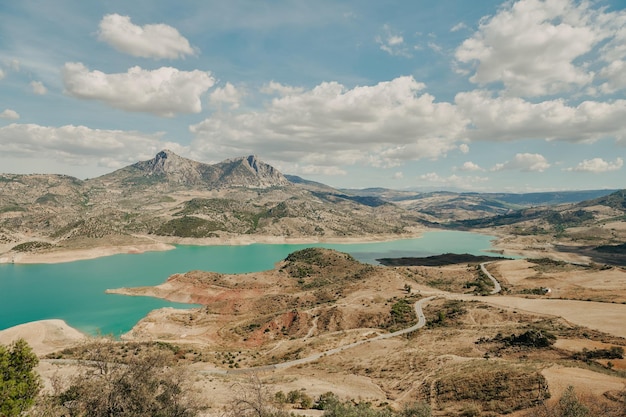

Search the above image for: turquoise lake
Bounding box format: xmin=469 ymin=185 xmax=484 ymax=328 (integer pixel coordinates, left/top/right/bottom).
xmin=0 ymin=231 xmax=498 ymax=336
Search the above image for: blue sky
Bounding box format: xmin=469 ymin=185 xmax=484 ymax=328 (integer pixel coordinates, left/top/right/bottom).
xmin=1 ymin=0 xmax=625 ymax=192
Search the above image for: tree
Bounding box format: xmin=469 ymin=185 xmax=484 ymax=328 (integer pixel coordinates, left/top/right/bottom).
xmin=0 ymin=338 xmax=42 ymax=417
xmin=557 ymin=386 xmax=589 ymax=417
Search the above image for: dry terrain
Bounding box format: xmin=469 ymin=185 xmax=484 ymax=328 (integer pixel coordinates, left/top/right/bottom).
xmin=3 ymin=247 xmax=624 ymax=416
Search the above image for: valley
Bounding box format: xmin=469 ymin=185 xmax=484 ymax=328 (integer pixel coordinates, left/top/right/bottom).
xmin=1 ymin=151 xmax=625 ymax=416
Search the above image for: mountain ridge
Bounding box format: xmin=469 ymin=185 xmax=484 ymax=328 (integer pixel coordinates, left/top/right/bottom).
xmin=93 ymin=150 xmax=290 ymax=189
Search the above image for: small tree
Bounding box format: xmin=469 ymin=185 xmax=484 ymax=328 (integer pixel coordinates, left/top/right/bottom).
xmin=0 ymin=338 xmax=42 ymax=417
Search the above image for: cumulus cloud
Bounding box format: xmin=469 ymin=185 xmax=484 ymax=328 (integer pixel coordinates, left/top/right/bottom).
xmin=260 ymin=81 xmax=304 ymax=96
xmin=450 ymin=22 xmax=468 ymax=32
xmin=418 ymin=172 xmax=489 ymax=189
xmin=209 ymin=83 xmax=243 ymax=110
xmin=458 ymin=161 xmax=484 ymax=172
xmin=376 ymin=25 xmax=411 ymax=57
xmin=30 ymin=80 xmax=47 ymax=95
xmin=0 ymin=69 xmax=4 ymax=80
xmin=0 ymin=109 xmax=20 ymax=120
xmin=62 ymin=63 xmax=215 ymax=117
xmin=0 ymin=123 xmax=186 ymax=171
xmin=455 ymin=0 xmax=621 ymax=96
xmin=98 ymin=14 xmax=196 ymax=59
xmin=456 ymin=90 xmax=626 ymax=144
xmin=599 ymin=60 xmax=626 ymax=94
xmin=393 ymin=172 xmax=404 ymax=180
xmin=565 ymin=157 xmax=623 ymax=173
xmin=190 ymin=76 xmax=467 ymax=171
xmin=492 ymin=153 xmax=550 ymax=172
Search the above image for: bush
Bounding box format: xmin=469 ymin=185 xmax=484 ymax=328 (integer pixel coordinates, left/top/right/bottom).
xmin=37 ymin=340 xmax=203 ymax=417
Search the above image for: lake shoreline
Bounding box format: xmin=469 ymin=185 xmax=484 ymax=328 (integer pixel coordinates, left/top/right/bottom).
xmin=1 ymin=231 xmax=429 ymax=265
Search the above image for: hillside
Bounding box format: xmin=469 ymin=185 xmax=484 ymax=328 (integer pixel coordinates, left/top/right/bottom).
xmin=0 ymin=151 xmax=421 ymax=262
xmin=50 ymin=247 xmax=626 ymax=416
xmin=343 ymin=188 xmax=619 ymax=221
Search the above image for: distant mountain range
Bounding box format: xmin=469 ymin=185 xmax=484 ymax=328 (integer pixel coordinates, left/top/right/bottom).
xmin=1 ymin=150 xmax=624 ymax=264
xmin=0 ymin=151 xmax=417 ymax=253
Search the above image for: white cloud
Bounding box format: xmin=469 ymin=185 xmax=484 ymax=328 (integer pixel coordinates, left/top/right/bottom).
xmin=459 ymin=143 xmax=470 ymax=153
xmin=492 ymin=153 xmax=550 ymax=172
xmin=295 ymin=164 xmax=347 ymax=176
xmin=376 ymin=25 xmax=411 ymax=57
xmin=260 ymin=81 xmax=305 ymax=96
xmin=393 ymin=172 xmax=404 ymax=180
xmin=456 ymin=90 xmax=626 ymax=144
xmin=97 ymin=14 xmax=196 ymax=59
xmin=0 ymin=109 xmax=20 ymax=120
xmin=599 ymin=60 xmax=626 ymax=94
xmin=190 ymin=76 xmax=467 ymax=169
xmin=455 ymin=0 xmax=617 ymax=96
xmin=565 ymin=157 xmax=623 ymax=173
xmin=0 ymin=123 xmax=186 ymax=172
xmin=450 ymin=22 xmax=468 ymax=32
xmin=418 ymin=172 xmax=489 ymax=189
xmin=10 ymin=59 xmax=20 ymax=71
xmin=0 ymin=69 xmax=4 ymax=80
xmin=62 ymin=63 xmax=215 ymax=117
xmin=209 ymin=83 xmax=243 ymax=110
xmin=30 ymin=80 xmax=47 ymax=95
xmin=458 ymin=161 xmax=484 ymax=172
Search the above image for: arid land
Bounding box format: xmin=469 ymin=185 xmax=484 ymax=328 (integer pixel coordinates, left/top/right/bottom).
xmin=2 ymin=243 xmax=625 ymax=416
xmin=2 ymin=153 xmax=625 ymax=415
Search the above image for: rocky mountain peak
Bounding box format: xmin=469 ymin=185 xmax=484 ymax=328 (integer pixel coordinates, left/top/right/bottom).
xmin=96 ymin=151 xmax=291 ymax=189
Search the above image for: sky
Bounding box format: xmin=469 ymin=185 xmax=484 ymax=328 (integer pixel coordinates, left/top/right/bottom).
xmin=1 ymin=0 xmax=625 ymax=192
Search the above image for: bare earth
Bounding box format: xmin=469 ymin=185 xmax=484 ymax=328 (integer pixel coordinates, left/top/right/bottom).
xmin=2 ymin=235 xmax=626 ymax=415
xmin=0 ymin=232 xmax=422 ymax=264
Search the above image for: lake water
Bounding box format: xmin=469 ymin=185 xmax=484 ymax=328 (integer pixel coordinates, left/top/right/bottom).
xmin=0 ymin=231 xmax=497 ymax=336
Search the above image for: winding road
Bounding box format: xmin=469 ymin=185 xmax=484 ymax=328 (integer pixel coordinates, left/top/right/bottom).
xmin=198 ymin=296 xmax=435 ymax=375
xmin=480 ymin=262 xmax=501 ymax=295
xmin=44 ymin=266 xmax=502 ymax=375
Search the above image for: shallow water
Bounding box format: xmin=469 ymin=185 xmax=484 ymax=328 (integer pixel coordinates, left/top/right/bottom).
xmin=0 ymin=230 xmax=497 ymax=336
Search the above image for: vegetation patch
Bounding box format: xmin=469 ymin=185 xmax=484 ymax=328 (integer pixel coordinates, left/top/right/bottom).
xmin=11 ymin=241 xmax=54 ymax=252
xmin=427 ymin=300 xmax=468 ymax=328
xmin=377 ymin=253 xmax=508 ymax=267
xmin=572 ymin=346 xmax=624 ymax=361
xmin=464 ymin=268 xmax=494 ymax=295
xmin=479 ymin=328 xmax=557 ymax=349
xmin=154 ymin=216 xmax=222 ymax=237
xmin=422 ymin=361 xmax=549 ymax=414
xmin=0 ymin=205 xmax=26 ymax=213
xmin=386 ymin=297 xmax=418 ymax=331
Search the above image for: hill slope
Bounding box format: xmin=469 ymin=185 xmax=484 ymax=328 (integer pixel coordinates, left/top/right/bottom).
xmin=0 ymin=152 xmax=420 ymax=260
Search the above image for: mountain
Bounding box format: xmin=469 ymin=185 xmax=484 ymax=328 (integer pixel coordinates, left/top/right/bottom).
xmin=0 ymin=152 xmax=418 ymax=256
xmin=94 ymin=150 xmax=290 ymax=189
xmin=343 ymin=188 xmax=619 ymax=222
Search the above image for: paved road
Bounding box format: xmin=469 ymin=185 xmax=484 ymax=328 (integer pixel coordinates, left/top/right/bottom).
xmin=45 ymin=267 xmax=505 ymax=376
xmin=198 ymin=296 xmax=435 ymax=375
xmin=480 ymin=262 xmax=501 ymax=295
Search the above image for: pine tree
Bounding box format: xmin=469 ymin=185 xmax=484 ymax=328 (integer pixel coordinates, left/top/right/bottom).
xmin=0 ymin=338 xmax=41 ymax=416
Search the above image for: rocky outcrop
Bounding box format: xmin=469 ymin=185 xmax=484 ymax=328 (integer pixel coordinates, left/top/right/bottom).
xmin=96 ymin=150 xmax=290 ymax=189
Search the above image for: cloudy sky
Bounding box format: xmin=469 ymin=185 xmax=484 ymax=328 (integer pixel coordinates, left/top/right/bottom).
xmin=1 ymin=0 xmax=625 ymax=191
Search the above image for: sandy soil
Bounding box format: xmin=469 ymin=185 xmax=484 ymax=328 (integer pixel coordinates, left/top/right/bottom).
xmin=542 ymin=366 xmax=626 ymax=400
xmin=1 ymin=232 xmax=422 ymax=265
xmin=465 ymin=296 xmax=626 ymax=338
xmin=0 ymin=242 xmax=176 ymax=264
xmin=0 ymin=319 xmax=86 ymax=356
